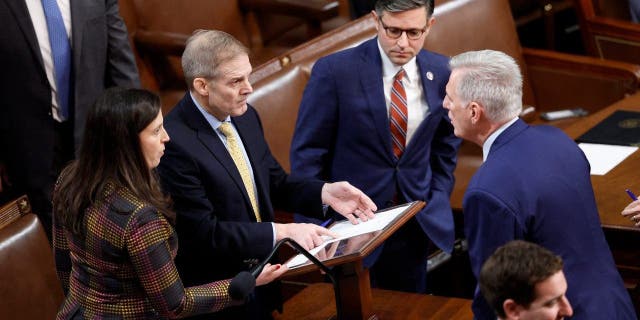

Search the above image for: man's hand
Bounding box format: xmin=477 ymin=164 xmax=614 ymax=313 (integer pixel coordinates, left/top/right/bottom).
xmin=321 ymin=181 xmax=377 ymax=224
xmin=0 ymin=162 xmax=11 ymax=193
xmin=274 ymin=223 xmax=338 ymax=251
xmin=255 ymin=263 xmax=288 ymax=286
xmin=622 ymin=200 xmax=640 ymax=227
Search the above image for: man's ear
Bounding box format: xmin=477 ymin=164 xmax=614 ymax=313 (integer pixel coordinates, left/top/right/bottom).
xmin=503 ymin=299 xmax=524 ymax=319
xmin=424 ymin=17 xmax=436 ymax=37
xmin=469 ymin=102 xmax=483 ymax=123
xmin=371 ymin=11 xmax=379 ymax=31
xmin=192 ymin=78 xmax=208 ymax=97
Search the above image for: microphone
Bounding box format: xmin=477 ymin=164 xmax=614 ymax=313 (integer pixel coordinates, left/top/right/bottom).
xmin=250 ymin=237 xmax=344 ymax=319
xmin=227 ymin=271 xmax=256 ymax=301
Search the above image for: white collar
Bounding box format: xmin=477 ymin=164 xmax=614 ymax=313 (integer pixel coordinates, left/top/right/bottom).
xmin=482 ymin=117 xmax=518 ymax=162
xmin=377 ymin=39 xmax=418 ymax=83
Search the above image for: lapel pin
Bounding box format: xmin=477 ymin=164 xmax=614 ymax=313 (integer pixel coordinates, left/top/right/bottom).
xmin=426 ymin=71 xmax=434 ymax=81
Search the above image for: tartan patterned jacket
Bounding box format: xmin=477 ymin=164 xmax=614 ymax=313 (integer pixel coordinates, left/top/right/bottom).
xmin=53 ymin=182 xmax=236 ymax=319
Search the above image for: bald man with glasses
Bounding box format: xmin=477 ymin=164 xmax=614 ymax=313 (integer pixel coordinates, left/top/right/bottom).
xmin=290 ymin=0 xmax=460 ymax=293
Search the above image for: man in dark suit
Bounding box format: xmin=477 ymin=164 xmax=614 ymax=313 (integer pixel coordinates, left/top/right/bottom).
xmin=157 ymin=30 xmax=377 ymax=319
xmin=290 ymin=0 xmax=460 ymax=293
xmin=444 ymin=49 xmax=635 ymax=319
xmin=0 ymin=0 xmax=140 ymax=236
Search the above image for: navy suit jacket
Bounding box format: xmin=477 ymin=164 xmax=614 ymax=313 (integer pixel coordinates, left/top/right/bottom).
xmin=464 ymin=119 xmax=635 ymax=319
xmin=290 ymin=38 xmax=460 ymax=252
xmin=158 ymin=94 xmax=325 ymax=286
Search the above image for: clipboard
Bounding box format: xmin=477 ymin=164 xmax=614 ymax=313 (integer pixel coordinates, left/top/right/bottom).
xmin=283 ymin=201 xmax=425 ymax=276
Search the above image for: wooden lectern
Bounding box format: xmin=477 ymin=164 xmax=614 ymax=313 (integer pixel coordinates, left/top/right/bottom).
xmin=283 ymin=201 xmax=426 ymax=320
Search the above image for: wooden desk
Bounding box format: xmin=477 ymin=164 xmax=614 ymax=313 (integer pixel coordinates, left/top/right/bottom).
xmin=273 ymin=283 xmax=474 ymax=320
xmin=562 ymin=93 xmax=640 ymax=231
xmin=562 ymin=93 xmax=640 ymax=289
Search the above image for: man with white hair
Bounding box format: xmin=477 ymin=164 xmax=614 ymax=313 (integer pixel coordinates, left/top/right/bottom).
xmin=444 ymin=49 xmax=635 ymax=319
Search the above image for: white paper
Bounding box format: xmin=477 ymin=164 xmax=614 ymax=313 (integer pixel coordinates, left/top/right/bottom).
xmin=578 ymin=143 xmax=638 ymax=175
xmin=285 ymin=203 xmax=412 ymax=268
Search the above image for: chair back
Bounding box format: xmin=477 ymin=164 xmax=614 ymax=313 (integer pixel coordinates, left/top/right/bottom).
xmin=0 ymin=196 xmax=64 ymax=320
xmin=0 ymin=194 xmax=30 ymax=229
xmin=574 ymin=0 xmax=640 ymax=65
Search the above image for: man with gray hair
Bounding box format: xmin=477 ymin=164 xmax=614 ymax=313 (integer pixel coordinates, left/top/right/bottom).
xmin=444 ymin=49 xmax=635 ymax=319
xmin=158 ymin=30 xmax=377 ymax=319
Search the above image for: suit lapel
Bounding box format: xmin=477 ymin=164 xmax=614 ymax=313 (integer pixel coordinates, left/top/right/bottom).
xmin=6 ymin=0 xmax=45 ymax=71
xmin=416 ymin=51 xmax=442 ymax=119
xmin=404 ymin=51 xmax=441 ymax=154
xmin=360 ymin=38 xmax=395 ymax=163
xmin=179 ymin=96 xmax=254 ymax=213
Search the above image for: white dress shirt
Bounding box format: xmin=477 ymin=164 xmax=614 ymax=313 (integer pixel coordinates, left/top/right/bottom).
xmin=482 ymin=117 xmax=519 ymax=162
xmin=377 ymin=40 xmax=429 ymax=145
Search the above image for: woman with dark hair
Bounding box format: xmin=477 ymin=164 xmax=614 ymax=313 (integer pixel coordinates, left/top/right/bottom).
xmin=52 ymin=88 xmax=285 ymax=319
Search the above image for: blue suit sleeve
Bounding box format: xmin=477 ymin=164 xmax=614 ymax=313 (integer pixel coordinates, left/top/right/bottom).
xmin=416 ymin=112 xmax=461 ymax=252
xmin=290 ymin=57 xmax=338 ymax=181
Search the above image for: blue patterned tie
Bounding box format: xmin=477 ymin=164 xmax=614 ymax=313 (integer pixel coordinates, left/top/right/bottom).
xmin=42 ymin=0 xmax=72 ymax=119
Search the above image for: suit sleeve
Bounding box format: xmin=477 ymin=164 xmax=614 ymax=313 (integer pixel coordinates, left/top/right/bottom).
xmin=105 ymin=0 xmax=140 ymax=87
xmin=463 ymin=189 xmax=525 ymax=320
xmin=417 ymin=112 xmax=461 ymax=252
xmin=53 ymin=212 xmax=71 ymax=295
xmin=52 ymin=176 xmax=71 ymax=294
xmin=127 ymin=207 xmax=235 ymax=318
xmin=428 ymin=114 xmax=460 ymax=198
xmin=290 ymin=57 xmax=338 ymax=181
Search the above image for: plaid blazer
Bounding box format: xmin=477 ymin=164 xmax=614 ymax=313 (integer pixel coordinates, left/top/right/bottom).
xmin=53 ymin=182 xmax=235 ymax=319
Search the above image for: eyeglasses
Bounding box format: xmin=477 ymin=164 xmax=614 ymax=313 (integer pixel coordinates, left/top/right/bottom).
xmin=378 ymin=18 xmax=427 ymax=40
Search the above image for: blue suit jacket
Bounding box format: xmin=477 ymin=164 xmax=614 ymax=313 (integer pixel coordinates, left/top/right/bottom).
xmin=158 ymin=94 xmax=325 ymax=286
xmin=290 ymin=38 xmax=460 ymax=252
xmin=464 ymin=119 xmax=635 ymax=319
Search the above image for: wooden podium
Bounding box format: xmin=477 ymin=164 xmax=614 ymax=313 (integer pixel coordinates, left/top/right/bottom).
xmin=282 ymin=201 xmax=426 ymax=320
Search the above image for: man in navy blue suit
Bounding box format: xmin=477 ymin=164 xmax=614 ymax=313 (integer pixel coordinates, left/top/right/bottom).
xmin=444 ymin=49 xmax=635 ymax=319
xmin=158 ymin=30 xmax=376 ymax=319
xmin=290 ymin=0 xmax=460 ymax=293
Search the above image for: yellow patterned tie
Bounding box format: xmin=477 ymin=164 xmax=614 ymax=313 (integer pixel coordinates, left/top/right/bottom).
xmin=219 ymin=122 xmax=261 ymax=222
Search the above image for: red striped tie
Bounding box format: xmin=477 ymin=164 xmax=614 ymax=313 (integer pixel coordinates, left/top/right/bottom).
xmin=390 ymin=69 xmax=407 ymax=159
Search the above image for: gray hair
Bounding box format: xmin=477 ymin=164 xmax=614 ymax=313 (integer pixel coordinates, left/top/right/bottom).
xmin=374 ymin=0 xmax=434 ymax=17
xmin=181 ymin=29 xmax=250 ymax=90
xmin=449 ymin=50 xmax=523 ymax=123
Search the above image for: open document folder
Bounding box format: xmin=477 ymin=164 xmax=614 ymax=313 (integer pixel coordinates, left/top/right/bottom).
xmin=286 ymin=202 xmax=413 ymax=268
